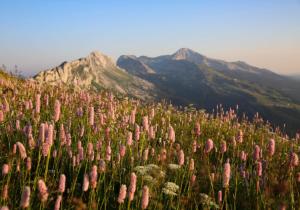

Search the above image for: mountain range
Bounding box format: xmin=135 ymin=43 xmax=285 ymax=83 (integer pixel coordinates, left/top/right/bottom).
xmin=33 ymin=48 xmax=300 ymax=134
xmin=33 ymin=51 xmax=156 ymax=100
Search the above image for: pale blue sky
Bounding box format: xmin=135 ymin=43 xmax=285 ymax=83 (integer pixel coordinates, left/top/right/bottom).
xmin=0 ymin=0 xmax=299 ymax=75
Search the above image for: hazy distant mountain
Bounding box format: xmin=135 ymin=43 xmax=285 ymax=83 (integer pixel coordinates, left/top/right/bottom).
xmin=118 ymin=48 xmax=300 ymax=133
xmin=33 ymin=51 xmax=156 ymax=100
xmin=174 ymin=49 xmax=300 ymax=102
xmin=289 ymin=74 xmax=300 ymax=81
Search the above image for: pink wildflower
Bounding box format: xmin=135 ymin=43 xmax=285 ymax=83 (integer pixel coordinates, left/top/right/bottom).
xmin=59 ymin=124 xmax=66 ymax=145
xmin=20 ymin=186 xmax=30 ymax=208
xmin=149 ymin=126 xmax=155 ymax=139
xmin=141 ymin=186 xmax=149 ymax=209
xmin=190 ymin=174 xmax=196 ymax=186
xmin=82 ymin=173 xmax=89 ymax=192
xmin=89 ymin=106 xmax=94 ymax=126
xmin=127 ymin=131 xmax=133 ymax=146
xmin=106 ymin=144 xmax=112 ymax=161
xmin=35 ymin=94 xmax=41 ymax=114
xmin=54 ymin=195 xmax=62 ymax=210
xmin=178 ymin=149 xmax=184 ymax=166
xmin=58 ymin=174 xmax=66 ymax=193
xmin=192 ymin=140 xmax=197 ymax=153
xmin=267 ymin=138 xmax=275 ymax=157
xmin=256 ymin=161 xmax=262 ymax=177
xmin=218 ymin=190 xmax=222 ymax=204
xmin=89 ymin=165 xmax=98 ymax=189
xmin=135 ymin=125 xmax=140 ymax=141
xmin=2 ymin=164 xmax=9 ymax=176
xmin=16 ymin=142 xmax=27 ymax=159
xmin=142 ymin=116 xmax=149 ymax=132
xmin=54 ymin=100 xmax=61 ymax=122
xmin=38 ymin=179 xmax=48 ymax=202
xmin=87 ymin=142 xmax=94 ymax=161
xmin=2 ymin=184 xmax=8 ymax=200
xmin=223 ymin=160 xmax=231 ymax=188
xmin=119 ymin=145 xmax=126 ymax=158
xmin=117 ymin=185 xmax=127 ymax=204
xmin=46 ymin=124 xmax=54 ymax=146
xmin=38 ymin=123 xmax=45 ymax=146
xmin=290 ymin=152 xmax=299 ymax=167
xmin=205 ymin=139 xmax=214 ymax=153
xmin=240 ymin=151 xmax=247 ymax=161
xmin=26 ymin=158 xmax=31 ymax=171
xmin=168 ymin=126 xmax=175 ymax=143
xmin=253 ymin=145 xmax=260 ymax=161
xmin=42 ymin=143 xmax=51 ymax=157
xmin=128 ymin=172 xmax=137 ymax=201
xmin=0 ymin=111 xmax=4 ymax=122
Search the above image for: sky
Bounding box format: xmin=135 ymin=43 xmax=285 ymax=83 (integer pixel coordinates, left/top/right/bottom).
xmin=0 ymin=0 xmax=299 ymax=76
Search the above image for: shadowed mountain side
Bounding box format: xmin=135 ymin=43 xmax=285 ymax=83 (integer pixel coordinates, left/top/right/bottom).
xmin=118 ymin=49 xmax=300 ymax=134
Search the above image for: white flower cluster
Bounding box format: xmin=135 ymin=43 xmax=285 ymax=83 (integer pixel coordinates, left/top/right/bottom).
xmin=162 ymin=182 xmax=179 ymax=196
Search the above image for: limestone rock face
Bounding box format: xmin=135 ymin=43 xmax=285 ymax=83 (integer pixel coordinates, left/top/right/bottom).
xmin=33 ymin=51 xmax=156 ymax=100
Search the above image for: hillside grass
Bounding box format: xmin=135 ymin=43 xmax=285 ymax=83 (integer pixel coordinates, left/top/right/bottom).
xmin=0 ymin=71 xmax=299 ymax=209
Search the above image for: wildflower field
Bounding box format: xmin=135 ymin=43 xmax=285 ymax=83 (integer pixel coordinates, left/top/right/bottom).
xmin=0 ymin=73 xmax=299 ymax=210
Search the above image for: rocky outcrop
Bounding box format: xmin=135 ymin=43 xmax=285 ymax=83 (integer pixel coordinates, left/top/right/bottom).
xmin=33 ymin=51 xmax=156 ymax=100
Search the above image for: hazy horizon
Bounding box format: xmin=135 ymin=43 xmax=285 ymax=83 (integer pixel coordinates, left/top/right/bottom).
xmin=1 ymin=0 xmax=299 ymax=76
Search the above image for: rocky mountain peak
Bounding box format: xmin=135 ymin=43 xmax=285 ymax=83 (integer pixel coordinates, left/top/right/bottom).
xmin=172 ymin=48 xmax=202 ymax=59
xmin=86 ymin=51 xmax=115 ymax=68
xmin=33 ymin=51 xmax=156 ymax=100
xmin=171 ymin=48 xmax=206 ymax=65
xmin=118 ymin=55 xmax=138 ymax=60
xmin=175 ymin=47 xmax=195 ymax=54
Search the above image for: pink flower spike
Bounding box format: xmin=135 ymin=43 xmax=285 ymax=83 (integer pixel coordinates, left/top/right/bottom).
xmin=178 ymin=149 xmax=185 ymax=166
xmin=223 ymin=160 xmax=231 ymax=188
xmin=117 ymin=184 xmax=127 ymax=204
xmin=128 ymin=172 xmax=137 ymax=201
xmin=37 ymin=179 xmax=48 ymax=202
xmin=141 ymin=186 xmax=149 ymax=209
xmin=82 ymin=173 xmax=89 ymax=192
xmin=58 ymin=174 xmax=66 ymax=193
xmin=268 ymin=138 xmax=275 ymax=157
xmin=20 ymin=186 xmax=30 ymax=208
xmin=54 ymin=100 xmax=61 ymax=122
xmin=205 ymin=139 xmax=214 ymax=153
xmin=54 ymin=195 xmax=62 ymax=210
xmin=2 ymin=164 xmax=9 ymax=176
xmin=89 ymin=165 xmax=98 ymax=189
xmin=218 ymin=190 xmax=222 ymax=204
